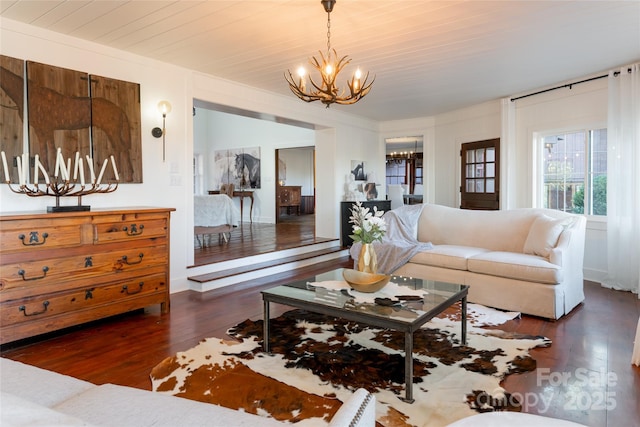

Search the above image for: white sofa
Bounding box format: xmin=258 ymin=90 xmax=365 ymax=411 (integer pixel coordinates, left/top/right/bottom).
xmin=0 ymin=358 xmax=376 ymax=427
xmin=393 ymin=204 xmax=586 ymax=319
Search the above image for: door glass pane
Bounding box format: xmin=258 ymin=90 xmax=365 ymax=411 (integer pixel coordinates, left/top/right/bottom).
xmin=475 ymin=164 xmax=484 ymax=178
xmin=466 ymin=180 xmax=475 ymax=192
xmin=486 ymin=148 xmax=495 ymax=162
xmin=486 ymin=179 xmax=495 ymax=192
xmin=466 ymin=151 xmax=475 ymax=163
xmin=467 ymin=164 xmax=475 ymax=178
xmin=475 ymin=149 xmax=485 ymax=163
xmin=475 ymin=180 xmax=484 ymax=192
xmin=486 ymin=163 xmax=495 ymax=178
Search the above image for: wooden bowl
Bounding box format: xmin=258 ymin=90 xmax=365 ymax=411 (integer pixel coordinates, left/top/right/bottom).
xmin=342 ymin=269 xmax=391 ymax=293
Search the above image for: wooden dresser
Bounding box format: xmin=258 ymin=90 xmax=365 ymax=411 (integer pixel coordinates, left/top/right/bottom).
xmin=277 ymin=185 xmax=302 ymax=215
xmin=0 ymin=207 xmax=174 ymax=345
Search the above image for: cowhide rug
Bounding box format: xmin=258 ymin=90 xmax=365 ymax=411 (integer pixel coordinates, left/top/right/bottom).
xmin=150 ymin=304 xmax=550 ymax=427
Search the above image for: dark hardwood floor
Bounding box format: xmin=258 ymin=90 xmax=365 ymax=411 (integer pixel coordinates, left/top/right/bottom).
xmin=193 ymin=213 xmax=336 ymax=266
xmin=2 ymin=234 xmax=639 ymax=426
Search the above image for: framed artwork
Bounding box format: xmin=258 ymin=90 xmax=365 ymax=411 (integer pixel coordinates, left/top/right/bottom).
xmin=350 ymin=160 xmax=366 ymax=181
xmin=214 ymin=146 xmax=261 ymax=189
xmin=364 ymin=183 xmax=378 ymax=200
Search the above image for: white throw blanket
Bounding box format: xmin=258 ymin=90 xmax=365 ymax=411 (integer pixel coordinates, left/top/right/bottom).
xmin=349 ymin=204 xmax=433 ymax=274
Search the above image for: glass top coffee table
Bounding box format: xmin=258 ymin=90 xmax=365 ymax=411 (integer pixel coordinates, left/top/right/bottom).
xmin=261 ymin=268 xmax=469 ymax=403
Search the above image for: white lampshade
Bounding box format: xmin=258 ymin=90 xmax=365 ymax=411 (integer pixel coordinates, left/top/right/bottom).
xmin=157 ymin=100 xmax=172 ymax=116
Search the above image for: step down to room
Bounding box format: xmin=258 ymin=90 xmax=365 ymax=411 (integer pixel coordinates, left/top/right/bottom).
xmin=188 ymin=242 xmax=349 ymax=292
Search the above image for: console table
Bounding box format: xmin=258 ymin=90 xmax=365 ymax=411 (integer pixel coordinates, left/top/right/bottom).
xmin=340 ymin=200 xmax=391 ymax=247
xmin=233 ymin=190 xmax=254 ymax=223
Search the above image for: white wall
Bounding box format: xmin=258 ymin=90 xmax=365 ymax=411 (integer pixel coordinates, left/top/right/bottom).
xmin=0 ymin=18 xmax=381 ymax=293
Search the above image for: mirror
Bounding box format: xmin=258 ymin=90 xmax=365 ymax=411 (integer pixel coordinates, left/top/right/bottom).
xmin=385 ymin=136 xmax=423 ymax=198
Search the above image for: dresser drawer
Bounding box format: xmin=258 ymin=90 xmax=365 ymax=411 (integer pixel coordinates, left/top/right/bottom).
xmin=0 ymin=218 xmax=91 ymax=254
xmin=1 ymin=274 xmax=167 ymax=328
xmin=92 ymin=213 xmax=168 ymax=243
xmin=0 ymin=243 xmax=168 ymax=299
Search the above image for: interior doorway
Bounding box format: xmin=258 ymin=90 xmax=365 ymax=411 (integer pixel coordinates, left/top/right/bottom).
xmin=460 ymin=138 xmax=500 ymax=210
xmin=275 ymin=147 xmax=316 ymax=223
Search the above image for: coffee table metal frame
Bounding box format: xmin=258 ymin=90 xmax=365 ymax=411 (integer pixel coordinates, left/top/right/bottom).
xmin=261 ymin=270 xmax=468 ymax=403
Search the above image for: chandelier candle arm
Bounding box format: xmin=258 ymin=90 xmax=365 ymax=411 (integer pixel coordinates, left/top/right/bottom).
xmin=85 ymin=155 xmax=96 ymax=184
xmin=1 ymin=151 xmax=9 ymax=182
xmin=0 ymin=150 xmax=120 ymax=212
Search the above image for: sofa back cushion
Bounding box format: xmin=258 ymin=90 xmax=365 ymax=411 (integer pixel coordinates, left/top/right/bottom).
xmin=523 ymin=215 xmax=573 ymax=257
xmin=417 ymin=204 xmax=574 ymax=253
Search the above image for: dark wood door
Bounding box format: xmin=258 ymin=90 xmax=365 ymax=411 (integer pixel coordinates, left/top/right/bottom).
xmin=460 ymin=138 xmax=499 ymax=210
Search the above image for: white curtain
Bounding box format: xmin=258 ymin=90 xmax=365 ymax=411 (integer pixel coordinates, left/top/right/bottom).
xmin=500 ymin=98 xmax=516 ymax=210
xmin=602 ymin=63 xmax=640 ymax=296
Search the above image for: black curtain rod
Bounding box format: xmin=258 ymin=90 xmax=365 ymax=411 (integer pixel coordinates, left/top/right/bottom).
xmin=510 ymin=72 xmax=617 ymax=102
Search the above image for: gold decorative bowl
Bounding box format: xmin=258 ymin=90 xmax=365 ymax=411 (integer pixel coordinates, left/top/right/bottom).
xmin=342 ymin=269 xmax=391 ymax=293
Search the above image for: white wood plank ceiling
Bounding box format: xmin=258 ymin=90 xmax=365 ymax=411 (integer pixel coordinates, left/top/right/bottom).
xmin=1 ymin=1 xmax=638 ymax=121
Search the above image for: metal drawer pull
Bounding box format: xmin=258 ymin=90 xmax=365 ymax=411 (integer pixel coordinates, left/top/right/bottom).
xmin=18 ymin=266 xmax=49 ymax=281
xmin=18 ymin=232 xmax=49 ymax=246
xmin=19 ymin=301 xmax=50 ymax=317
xmin=121 ymin=253 xmax=144 ymax=265
xmin=122 ymin=282 xmax=144 ymax=295
xmin=122 ymin=224 xmax=144 ymax=236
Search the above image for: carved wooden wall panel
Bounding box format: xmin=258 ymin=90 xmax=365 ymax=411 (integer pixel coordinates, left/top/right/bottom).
xmin=26 ymin=61 xmax=92 ymax=175
xmin=0 ymin=55 xmax=25 ymax=183
xmin=90 ymin=75 xmax=142 ymax=183
xmin=0 ymin=56 xmax=142 ymax=184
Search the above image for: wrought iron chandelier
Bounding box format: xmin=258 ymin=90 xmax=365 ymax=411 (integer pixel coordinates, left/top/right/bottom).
xmin=285 ymin=0 xmax=374 ymax=107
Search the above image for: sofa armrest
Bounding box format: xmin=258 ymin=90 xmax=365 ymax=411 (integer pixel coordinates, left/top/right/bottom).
xmin=329 ymin=388 xmax=376 ymax=427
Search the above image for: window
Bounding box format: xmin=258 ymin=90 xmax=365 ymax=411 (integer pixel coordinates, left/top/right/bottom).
xmin=385 ymin=157 xmax=407 ymax=186
xmin=540 ymin=129 xmax=607 ymax=216
xmin=385 ymin=154 xmax=423 ymax=193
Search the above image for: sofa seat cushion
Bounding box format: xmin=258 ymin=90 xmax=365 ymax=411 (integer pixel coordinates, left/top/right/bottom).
xmin=467 ymin=251 xmax=562 ymax=284
xmin=409 ymin=245 xmax=490 ymax=271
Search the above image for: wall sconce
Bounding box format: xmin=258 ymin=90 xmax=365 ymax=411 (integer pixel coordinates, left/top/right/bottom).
xmin=151 ymin=100 xmax=172 ymax=162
